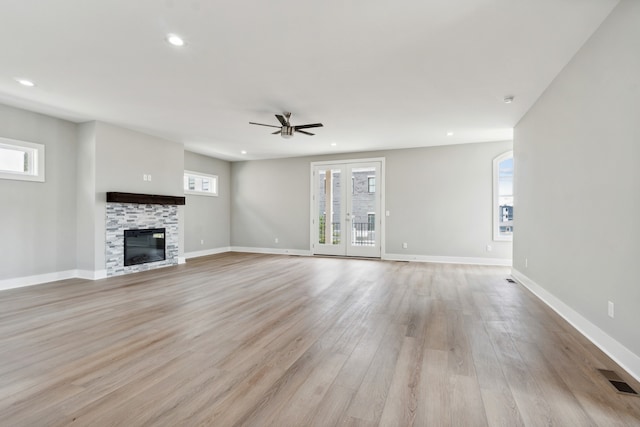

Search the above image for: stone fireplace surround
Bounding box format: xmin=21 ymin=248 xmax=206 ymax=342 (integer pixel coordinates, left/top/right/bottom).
xmin=105 ymin=192 xmax=185 ymax=277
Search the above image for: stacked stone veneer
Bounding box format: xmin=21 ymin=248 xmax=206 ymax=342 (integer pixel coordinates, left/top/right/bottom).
xmin=106 ymin=203 xmax=179 ymax=276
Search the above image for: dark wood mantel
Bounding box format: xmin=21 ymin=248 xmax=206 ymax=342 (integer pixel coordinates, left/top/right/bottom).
xmin=106 ymin=192 xmax=186 ymax=205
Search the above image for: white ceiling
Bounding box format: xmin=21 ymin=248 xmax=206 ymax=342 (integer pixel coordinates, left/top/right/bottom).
xmin=0 ymin=0 xmax=618 ymax=161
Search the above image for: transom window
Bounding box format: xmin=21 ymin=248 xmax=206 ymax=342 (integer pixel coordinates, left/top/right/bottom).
xmin=0 ymin=137 xmax=45 ymax=182
xmin=184 ymin=170 xmax=218 ymax=196
xmin=493 ymin=151 xmax=513 ymax=241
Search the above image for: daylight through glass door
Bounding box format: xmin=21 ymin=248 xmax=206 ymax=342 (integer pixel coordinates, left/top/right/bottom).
xmin=316 ymin=167 xmax=343 ymax=254
xmin=313 ymin=161 xmax=381 ymax=258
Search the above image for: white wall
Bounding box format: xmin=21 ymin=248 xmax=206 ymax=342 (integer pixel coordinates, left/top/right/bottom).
xmin=184 ymin=151 xmax=231 ymax=255
xmin=231 ymin=140 xmax=512 ymax=262
xmin=513 ymin=0 xmax=640 ymax=376
xmin=0 ymin=104 xmax=78 ymax=280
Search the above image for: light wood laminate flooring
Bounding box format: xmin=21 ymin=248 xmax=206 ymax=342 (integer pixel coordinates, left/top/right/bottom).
xmin=1 ymin=253 xmax=639 ymax=426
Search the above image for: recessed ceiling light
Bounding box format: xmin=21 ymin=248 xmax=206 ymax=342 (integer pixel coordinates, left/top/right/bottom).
xmin=504 ymin=96 xmax=514 ymax=104
xmin=240 ymin=150 xmax=247 ymax=154
xmin=166 ymin=33 xmax=185 ymax=47
xmin=330 ymin=142 xmax=337 ymax=147
xmin=15 ymin=78 xmax=35 ymax=87
xmin=446 ymin=132 xmax=454 ymax=136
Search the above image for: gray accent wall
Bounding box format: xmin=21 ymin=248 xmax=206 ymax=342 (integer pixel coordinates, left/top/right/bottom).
xmin=1 ymin=112 xmax=187 ymax=280
xmin=1 ymin=101 xmax=511 ymax=280
xmin=514 ymin=0 xmax=640 ymax=357
xmin=0 ymin=104 xmax=78 ymax=279
xmin=76 ymin=122 xmax=97 ymax=272
xmin=231 ymin=140 xmax=512 ymax=261
xmin=232 ymin=157 xmax=311 ymax=251
xmin=384 ymin=142 xmax=512 ymax=258
xmin=184 ymin=151 xmax=231 ymax=252
xmin=93 ymin=122 xmax=185 ymax=268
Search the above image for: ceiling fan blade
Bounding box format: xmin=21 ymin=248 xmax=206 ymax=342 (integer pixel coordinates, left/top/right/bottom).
xmin=296 ymin=130 xmax=315 ymax=136
xmin=275 ymin=115 xmax=288 ymax=126
xmin=249 ymin=122 xmax=281 ymax=129
xmin=294 ymin=123 xmax=323 ymax=130
xmin=272 ymin=130 xmax=281 ymax=134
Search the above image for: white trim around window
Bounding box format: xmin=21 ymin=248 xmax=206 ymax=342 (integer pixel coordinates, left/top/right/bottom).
xmin=0 ymin=137 xmax=45 ymax=182
xmin=184 ymin=170 xmax=218 ymax=196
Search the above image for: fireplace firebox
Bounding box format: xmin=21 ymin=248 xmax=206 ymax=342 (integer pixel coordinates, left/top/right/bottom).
xmin=124 ymin=228 xmax=166 ymax=266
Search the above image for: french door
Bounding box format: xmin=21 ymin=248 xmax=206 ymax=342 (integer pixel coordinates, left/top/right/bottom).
xmin=311 ymin=160 xmax=383 ymax=257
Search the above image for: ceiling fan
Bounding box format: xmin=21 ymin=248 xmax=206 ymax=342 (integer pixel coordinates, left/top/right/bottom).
xmin=249 ymin=112 xmax=323 ymax=139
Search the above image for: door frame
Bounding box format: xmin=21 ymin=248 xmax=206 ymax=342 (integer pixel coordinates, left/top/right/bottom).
xmin=309 ymin=157 xmax=386 ymax=257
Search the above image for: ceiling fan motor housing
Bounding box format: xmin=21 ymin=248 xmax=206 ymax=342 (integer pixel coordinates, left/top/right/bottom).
xmin=281 ymin=126 xmax=294 ymax=138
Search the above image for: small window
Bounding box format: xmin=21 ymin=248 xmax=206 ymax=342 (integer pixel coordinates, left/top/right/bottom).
xmin=367 ymin=213 xmax=375 ymax=231
xmin=184 ymin=170 xmax=218 ymax=196
xmin=0 ymin=137 xmax=45 ymax=182
xmin=367 ymin=176 xmax=376 ymax=193
xmin=493 ymin=151 xmax=513 ymax=241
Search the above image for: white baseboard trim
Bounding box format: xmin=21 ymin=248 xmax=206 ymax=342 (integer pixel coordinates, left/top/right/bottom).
xmin=231 ymin=246 xmax=311 ymax=257
xmin=511 ymin=269 xmax=640 ymax=383
xmin=1 ymin=250 xmax=228 ymax=290
xmin=0 ymin=270 xmax=79 ymax=291
xmin=224 ymin=249 xmax=511 ymax=265
xmin=75 ymin=269 xmax=107 ymax=280
xmin=184 ymin=247 xmax=232 ymax=260
xmin=383 ymin=253 xmax=512 ymax=266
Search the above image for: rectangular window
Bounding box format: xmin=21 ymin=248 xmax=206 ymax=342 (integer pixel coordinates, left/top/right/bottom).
xmin=493 ymin=152 xmax=513 ymax=241
xmin=368 ymin=176 xmax=376 ymax=193
xmin=0 ymin=137 xmax=45 ymax=182
xmin=184 ymin=170 xmax=218 ymax=196
xmin=0 ymin=146 xmax=26 ymax=172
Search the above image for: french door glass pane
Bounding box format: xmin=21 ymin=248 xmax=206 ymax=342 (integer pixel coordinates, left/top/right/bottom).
xmin=317 ymin=168 xmax=342 ymax=245
xmin=350 ymin=167 xmax=376 ymax=247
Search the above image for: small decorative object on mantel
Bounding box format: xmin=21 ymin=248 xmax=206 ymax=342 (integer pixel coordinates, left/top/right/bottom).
xmin=106 ymin=192 xmax=186 ymax=205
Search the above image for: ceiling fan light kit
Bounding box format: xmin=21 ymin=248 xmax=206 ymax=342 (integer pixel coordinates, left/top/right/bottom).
xmin=250 ymin=112 xmax=323 ymax=139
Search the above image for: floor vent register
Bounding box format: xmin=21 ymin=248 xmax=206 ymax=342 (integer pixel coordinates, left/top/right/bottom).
xmin=598 ymin=369 xmax=639 ymax=396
